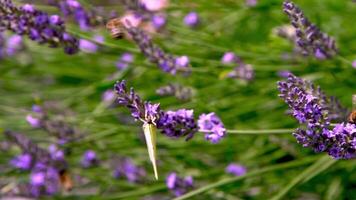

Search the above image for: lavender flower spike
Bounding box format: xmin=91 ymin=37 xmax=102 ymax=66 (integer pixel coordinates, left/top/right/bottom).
xmin=124 ymin=26 xmax=191 ymax=75
xmin=278 ymin=73 xmax=354 ymax=159
xmin=166 ymin=172 xmax=194 ymax=197
xmin=0 ymin=0 xmax=79 ymax=54
xmin=283 ymin=1 xmax=337 ymax=58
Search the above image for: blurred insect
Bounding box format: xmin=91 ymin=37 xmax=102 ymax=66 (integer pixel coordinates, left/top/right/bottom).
xmin=349 ymin=110 xmax=356 ymax=124
xmin=59 ymin=170 xmax=73 ymax=191
xmin=106 ymin=18 xmax=126 ymax=39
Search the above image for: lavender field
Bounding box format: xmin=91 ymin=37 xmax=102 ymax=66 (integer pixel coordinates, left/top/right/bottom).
xmin=1 ymin=0 xmax=356 ymax=199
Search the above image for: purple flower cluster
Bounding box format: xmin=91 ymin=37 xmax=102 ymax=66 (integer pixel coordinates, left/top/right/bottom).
xmin=157 ymin=109 xmax=197 ymax=140
xmin=166 ymin=172 xmax=194 ymax=197
xmin=283 ymin=1 xmax=337 ymax=59
xmin=115 ymin=80 xmax=160 ymax=124
xmin=184 ymin=12 xmax=200 ymax=27
xmin=225 ymin=163 xmax=247 ymax=176
xmin=26 ymin=105 xmax=81 ymax=144
xmin=116 ymin=52 xmax=134 ymax=70
xmin=221 ymin=52 xmax=255 ymax=81
xmin=81 ymin=150 xmax=99 ymax=168
xmin=112 ymin=157 xmax=146 ymax=183
xmin=125 ymin=26 xmax=191 ymax=75
xmin=156 ymin=83 xmax=193 ymax=101
xmin=0 ymin=0 xmax=79 ymax=54
xmin=0 ymin=33 xmax=24 ymax=59
xmin=115 ymin=80 xmax=227 ymax=143
xmin=278 ymin=73 xmax=355 ymax=159
xmin=5 ymin=131 xmax=68 ymax=197
xmin=198 ymin=113 xmax=227 ymax=143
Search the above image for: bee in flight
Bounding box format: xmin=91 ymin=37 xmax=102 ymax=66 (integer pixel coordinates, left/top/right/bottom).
xmin=349 ymin=110 xmax=356 ymax=124
xmin=106 ymin=18 xmax=126 ymax=39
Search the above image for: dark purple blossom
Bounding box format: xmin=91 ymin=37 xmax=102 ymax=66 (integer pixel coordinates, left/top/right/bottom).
xmin=278 ymin=73 xmax=354 ymax=159
xmin=283 ymin=1 xmax=337 ymax=58
xmin=81 ymin=150 xmax=99 ymax=168
xmin=184 ymin=12 xmax=199 ymax=27
xmin=125 ymin=26 xmax=191 ymax=75
xmin=115 ymin=80 xmax=160 ymax=124
xmin=151 ymin=14 xmax=166 ymax=29
xmin=221 ymin=52 xmax=254 ymax=81
xmin=198 ymin=113 xmax=226 ymax=143
xmin=225 ymin=163 xmax=247 ymax=176
xmin=157 ymin=109 xmax=197 ymax=140
xmin=112 ymin=157 xmax=146 ymax=183
xmin=29 ymin=163 xmax=61 ymax=197
xmin=10 ymin=153 xmax=32 ymax=170
xmin=0 ymin=0 xmax=79 ymax=54
xmin=166 ymin=172 xmax=194 ymax=197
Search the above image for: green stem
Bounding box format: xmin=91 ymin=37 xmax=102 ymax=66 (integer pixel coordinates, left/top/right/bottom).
xmin=173 ymin=156 xmax=318 ymax=200
xmin=104 ymin=184 xmax=166 ymax=199
xmin=227 ymin=129 xmax=294 ymax=134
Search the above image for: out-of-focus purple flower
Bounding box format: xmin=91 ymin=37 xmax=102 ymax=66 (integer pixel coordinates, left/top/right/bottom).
xmin=352 ymin=60 xmax=356 ymax=69
xmin=48 ymin=144 xmax=65 ymax=161
xmin=30 ymin=163 xmax=61 ymax=196
xmin=166 ymin=172 xmax=194 ymax=197
xmin=277 ymin=70 xmax=291 ymax=78
xmin=79 ymin=39 xmax=98 ymax=53
xmin=32 ymin=105 xmax=42 ymax=113
xmin=283 ymin=1 xmax=337 ymax=58
xmin=116 ymin=52 xmax=134 ymax=70
xmin=125 ymin=26 xmax=191 ymax=75
xmin=156 ymin=83 xmax=192 ymax=101
xmin=93 ymin=35 xmax=104 ymax=44
xmin=0 ymin=1 xmax=79 ymax=54
xmin=140 ymin=0 xmax=168 ymax=11
xmin=227 ymin=64 xmax=255 ymax=81
xmin=10 ymin=153 xmax=32 ymax=170
xmin=278 ymin=73 xmax=353 ymax=159
xmin=102 ymin=89 xmax=116 ymax=103
xmin=151 ymin=14 xmax=166 ymax=29
xmin=226 ymin=163 xmax=247 ymax=176
xmin=26 ymin=114 xmax=41 ymax=128
xmin=157 ymin=109 xmax=197 ymax=140
xmin=198 ymin=113 xmax=226 ymax=143
xmin=175 ymin=56 xmax=190 ymax=68
xmin=113 ymin=157 xmax=146 ymax=183
xmin=246 ymin=0 xmax=258 ymax=7
xmin=184 ymin=12 xmax=199 ymax=27
xmin=81 ymin=150 xmax=99 ymax=168
xmin=221 ymin=52 xmax=238 ymax=64
xmin=115 ymin=80 xmax=160 ymax=124
xmin=6 ymin=34 xmax=22 ymax=56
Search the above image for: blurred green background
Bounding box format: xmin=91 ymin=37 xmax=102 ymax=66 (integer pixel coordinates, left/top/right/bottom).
xmin=1 ymin=0 xmax=355 ymax=199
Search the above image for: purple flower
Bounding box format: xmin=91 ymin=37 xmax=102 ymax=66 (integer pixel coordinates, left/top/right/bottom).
xmin=102 ymin=89 xmax=116 ymax=103
xmin=30 ymin=163 xmax=61 ymax=196
xmin=175 ymin=56 xmax=190 ymax=68
xmin=81 ymin=150 xmax=99 ymax=168
xmin=327 ymin=123 xmax=356 ymax=159
xmin=198 ymin=113 xmax=226 ymax=143
xmin=125 ymin=26 xmax=191 ymax=75
xmin=184 ymin=12 xmax=199 ymax=27
xmin=116 ymin=52 xmax=134 ymax=70
xmin=221 ymin=52 xmax=238 ymax=64
xmin=246 ymin=0 xmax=258 ymax=7
xmin=151 ymin=14 xmax=166 ymax=29
xmin=283 ymin=1 xmax=337 ymax=58
xmin=114 ymin=80 xmax=160 ymax=124
xmin=26 ymin=114 xmax=41 ymax=128
xmin=227 ymin=64 xmax=255 ymax=81
xmin=226 ymin=163 xmax=247 ymax=176
xmin=277 ymin=70 xmax=291 ymax=78
xmin=79 ymin=39 xmax=98 ymax=53
xmin=278 ymin=73 xmax=353 ymax=159
xmin=166 ymin=172 xmax=194 ymax=197
xmin=113 ymin=157 xmax=146 ymax=183
xmin=93 ymin=35 xmax=104 ymax=44
xmin=352 ymin=60 xmax=356 ymax=69
xmin=157 ymin=109 xmax=197 ymax=140
xmin=0 ymin=1 xmax=79 ymax=54
xmin=6 ymin=34 xmax=22 ymax=56
xmin=10 ymin=153 xmax=32 ymax=170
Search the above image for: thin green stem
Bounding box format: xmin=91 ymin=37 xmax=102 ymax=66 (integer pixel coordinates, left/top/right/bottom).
xmin=173 ymin=156 xmax=318 ymax=200
xmin=227 ymin=129 xmax=294 ymax=134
